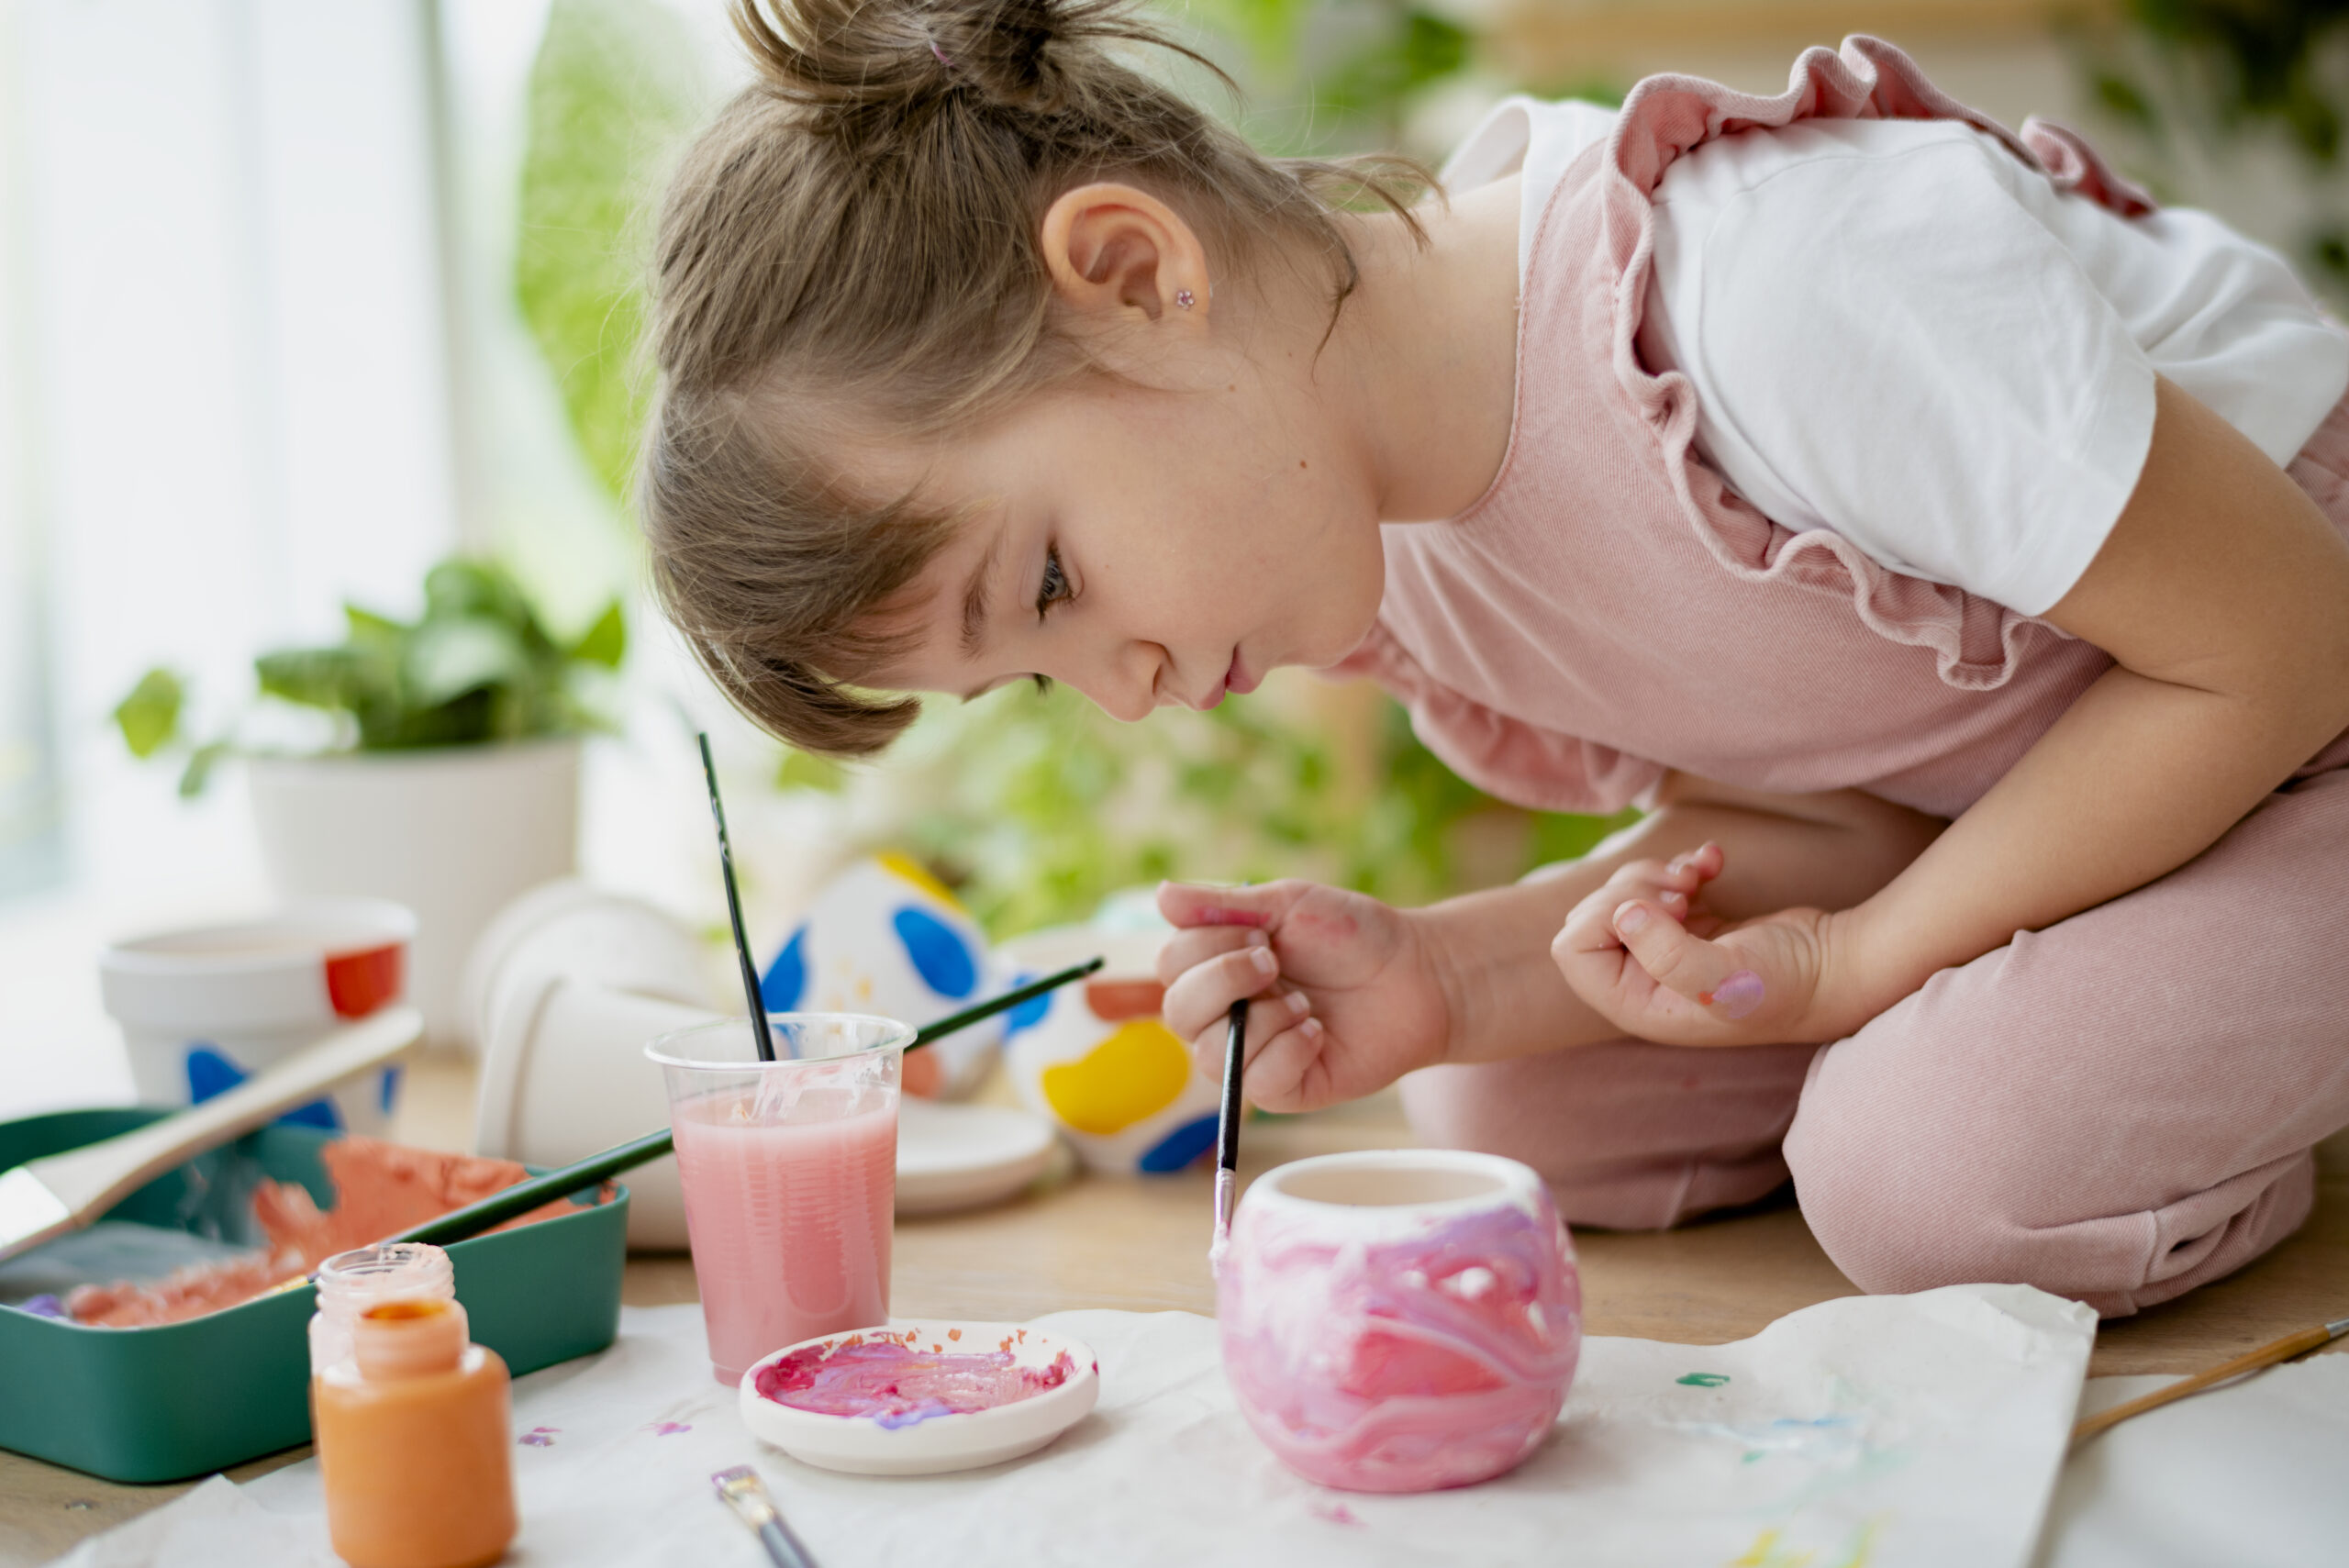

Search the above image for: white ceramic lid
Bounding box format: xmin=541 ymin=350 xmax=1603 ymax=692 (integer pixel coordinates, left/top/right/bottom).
xmin=895 ymin=1098 xmax=1059 ymax=1215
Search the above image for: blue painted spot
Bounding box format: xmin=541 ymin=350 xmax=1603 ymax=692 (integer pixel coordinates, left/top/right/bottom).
xmin=377 ymin=1065 xmax=404 ymax=1117
xmin=1002 ymin=973 xmax=1052 ymax=1036
xmin=184 ymin=1044 xmax=244 ymax=1105
xmin=762 ymin=924 xmax=809 ymax=1011
xmin=185 ymin=1043 xmax=342 ymax=1132
xmin=1137 ymin=1112 xmax=1219 ymax=1173
xmin=892 ymin=907 xmax=977 ymax=999
xmin=279 ymin=1096 xmax=343 ymax=1132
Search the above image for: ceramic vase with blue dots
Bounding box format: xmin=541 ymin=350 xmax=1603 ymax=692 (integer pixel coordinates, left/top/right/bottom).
xmin=760 ymin=852 xmax=1001 ymax=1099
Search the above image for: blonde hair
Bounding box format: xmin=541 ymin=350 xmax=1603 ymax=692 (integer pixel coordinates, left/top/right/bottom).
xmin=643 ymin=0 xmax=1424 ymax=754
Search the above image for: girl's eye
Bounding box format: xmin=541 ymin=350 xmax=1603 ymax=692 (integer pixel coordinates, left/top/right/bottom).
xmin=1034 ymin=545 xmax=1073 ymax=619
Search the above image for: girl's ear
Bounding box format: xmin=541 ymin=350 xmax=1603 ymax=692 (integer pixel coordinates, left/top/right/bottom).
xmin=1039 ymin=182 xmax=1213 ymax=328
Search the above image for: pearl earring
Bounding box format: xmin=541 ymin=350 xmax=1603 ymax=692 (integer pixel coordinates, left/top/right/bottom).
xmin=1175 ymin=289 xmax=1196 ymax=310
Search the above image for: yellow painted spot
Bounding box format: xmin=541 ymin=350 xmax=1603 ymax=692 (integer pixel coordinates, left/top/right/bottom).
xmin=877 ymin=851 xmax=963 ymax=912
xmin=1725 ymin=1521 xmax=1879 ymax=1568
xmin=1726 ymin=1529 xmax=1812 ymax=1568
xmin=1040 ymin=1019 xmax=1191 ymax=1135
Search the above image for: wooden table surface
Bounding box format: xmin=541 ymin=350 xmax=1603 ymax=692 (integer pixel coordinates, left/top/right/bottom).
xmin=6 ymin=1059 xmax=2343 ymax=1565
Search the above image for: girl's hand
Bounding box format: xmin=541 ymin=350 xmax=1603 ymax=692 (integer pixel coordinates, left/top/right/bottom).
xmin=1155 ymin=880 xmax=1452 ymax=1113
xmin=1551 ymin=843 xmax=1858 ymax=1047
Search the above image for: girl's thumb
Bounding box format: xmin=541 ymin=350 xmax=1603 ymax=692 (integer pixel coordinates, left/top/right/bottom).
xmin=1157 ymin=880 xmax=1282 ymax=929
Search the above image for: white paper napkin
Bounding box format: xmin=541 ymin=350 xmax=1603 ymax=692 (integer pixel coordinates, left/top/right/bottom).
xmin=53 ymin=1283 xmax=2098 ymax=1568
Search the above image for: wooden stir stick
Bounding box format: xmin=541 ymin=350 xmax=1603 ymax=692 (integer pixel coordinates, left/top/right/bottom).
xmin=2071 ymin=1314 xmax=2348 ymax=1447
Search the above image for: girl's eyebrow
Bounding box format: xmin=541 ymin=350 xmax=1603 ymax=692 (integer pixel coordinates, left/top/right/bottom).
xmin=958 ymin=524 xmax=1008 ymax=660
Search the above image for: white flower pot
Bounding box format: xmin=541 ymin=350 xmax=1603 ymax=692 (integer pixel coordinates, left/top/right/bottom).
xmin=247 ymin=739 xmax=581 ymax=1051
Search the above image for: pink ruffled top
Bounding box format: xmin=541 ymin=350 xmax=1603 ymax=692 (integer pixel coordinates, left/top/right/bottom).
xmin=1333 ymin=38 xmax=2155 ymax=819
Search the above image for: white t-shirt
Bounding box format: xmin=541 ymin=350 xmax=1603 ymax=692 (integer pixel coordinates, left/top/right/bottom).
xmin=1442 ymin=100 xmax=2349 ymax=615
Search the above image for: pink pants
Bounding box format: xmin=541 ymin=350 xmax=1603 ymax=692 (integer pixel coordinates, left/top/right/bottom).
xmin=1402 ymin=741 xmax=2349 ymax=1320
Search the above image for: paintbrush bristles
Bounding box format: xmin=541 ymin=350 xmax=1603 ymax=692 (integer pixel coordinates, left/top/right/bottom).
xmin=711 ymin=1466 xmax=777 ymax=1528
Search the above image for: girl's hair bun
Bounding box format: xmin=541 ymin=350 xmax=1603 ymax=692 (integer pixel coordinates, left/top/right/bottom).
xmin=733 ymin=0 xmax=1165 ymax=117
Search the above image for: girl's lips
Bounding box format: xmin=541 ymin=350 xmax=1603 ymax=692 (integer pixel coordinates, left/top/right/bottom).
xmin=1226 ymin=650 xmax=1262 ymax=696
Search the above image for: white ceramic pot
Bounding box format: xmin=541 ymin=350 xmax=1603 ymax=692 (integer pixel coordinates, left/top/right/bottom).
xmin=247 ymin=739 xmax=581 ymax=1051
xmin=100 ymin=898 xmax=417 ymax=1135
xmin=1218 ymin=1149 xmax=1583 ymax=1494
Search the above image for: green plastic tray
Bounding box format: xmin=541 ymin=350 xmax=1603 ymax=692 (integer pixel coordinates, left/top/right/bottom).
xmin=0 ymin=1108 xmax=628 ymax=1483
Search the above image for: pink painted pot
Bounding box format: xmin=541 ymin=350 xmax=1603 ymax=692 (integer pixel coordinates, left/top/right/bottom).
xmin=1218 ymin=1149 xmax=1581 ymax=1493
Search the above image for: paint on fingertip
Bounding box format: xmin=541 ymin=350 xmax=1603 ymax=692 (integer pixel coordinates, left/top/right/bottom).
xmin=1698 ymin=970 xmax=1765 ymax=1019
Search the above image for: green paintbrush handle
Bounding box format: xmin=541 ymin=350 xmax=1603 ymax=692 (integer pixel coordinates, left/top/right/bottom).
xmin=386 ymin=958 xmax=1106 ymax=1249
xmin=384 ymin=1128 xmax=677 ymax=1248
xmin=909 ymin=956 xmax=1103 ymax=1050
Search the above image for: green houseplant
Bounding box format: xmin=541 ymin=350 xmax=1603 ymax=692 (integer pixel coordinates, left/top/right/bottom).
xmin=116 ymin=557 xmax=626 ymax=1049
xmin=116 ymin=558 xmax=623 ymax=794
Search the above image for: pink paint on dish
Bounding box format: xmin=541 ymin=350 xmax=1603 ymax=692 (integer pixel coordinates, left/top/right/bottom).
xmin=752 ymin=1331 xmax=1076 ymax=1429
xmin=1219 ymin=1150 xmax=1581 ymax=1493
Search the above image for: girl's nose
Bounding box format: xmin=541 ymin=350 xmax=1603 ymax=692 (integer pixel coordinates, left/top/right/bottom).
xmin=1071 ymin=639 xmax=1160 ymax=723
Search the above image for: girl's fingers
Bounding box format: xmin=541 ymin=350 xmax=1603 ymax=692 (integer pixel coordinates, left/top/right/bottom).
xmin=1157 ymin=879 xmax=1301 ymax=931
xmin=1609 ymin=900 xmax=1765 ymax=1018
xmin=1160 ymin=940 xmax=1288 ymax=1044
xmin=1154 ymin=925 xmax=1266 ymax=986
xmin=1664 ymin=841 xmax=1726 ymax=884
xmin=1553 ymin=849 xmax=1724 ymax=962
xmin=1236 ymin=1012 xmax=1327 ymax=1113
xmin=1186 ymin=987 xmax=1312 ymax=1082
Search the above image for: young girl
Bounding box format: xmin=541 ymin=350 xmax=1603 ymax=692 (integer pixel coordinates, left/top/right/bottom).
xmin=644 ymin=0 xmax=2349 ymax=1317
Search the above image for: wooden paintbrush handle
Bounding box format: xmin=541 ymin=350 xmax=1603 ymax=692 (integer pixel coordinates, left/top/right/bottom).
xmin=2071 ymin=1323 xmax=2336 ymax=1446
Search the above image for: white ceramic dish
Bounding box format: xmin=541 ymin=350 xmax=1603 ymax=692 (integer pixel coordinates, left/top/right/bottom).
xmin=896 ymin=1098 xmax=1058 ymax=1216
xmin=738 ymin=1319 xmax=1098 ymax=1475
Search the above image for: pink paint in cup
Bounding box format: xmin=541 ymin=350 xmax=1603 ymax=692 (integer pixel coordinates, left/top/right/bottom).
xmin=646 ymin=1014 xmax=911 ymax=1385
xmin=1218 ymin=1149 xmax=1582 ymax=1493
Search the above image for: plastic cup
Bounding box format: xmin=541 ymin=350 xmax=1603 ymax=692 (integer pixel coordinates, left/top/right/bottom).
xmin=645 ymin=1015 xmax=912 ymax=1385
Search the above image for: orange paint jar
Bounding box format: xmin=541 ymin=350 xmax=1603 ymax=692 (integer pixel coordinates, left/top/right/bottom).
xmin=314 ymin=1296 xmax=518 ymax=1568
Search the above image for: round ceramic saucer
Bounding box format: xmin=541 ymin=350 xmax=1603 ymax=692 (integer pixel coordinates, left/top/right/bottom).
xmin=739 ymin=1320 xmax=1098 ymax=1475
xmin=895 ymin=1097 xmax=1058 ymax=1215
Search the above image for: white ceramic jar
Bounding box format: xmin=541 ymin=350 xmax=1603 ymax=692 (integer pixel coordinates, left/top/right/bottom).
xmin=1217 ymin=1148 xmax=1583 ymax=1493
xmin=100 ymin=897 xmax=417 ymax=1136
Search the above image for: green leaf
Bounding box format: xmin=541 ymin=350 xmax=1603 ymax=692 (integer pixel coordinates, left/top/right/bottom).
xmin=774 ymin=747 xmax=848 ymax=795
xmin=516 ymin=0 xmax=705 ymax=504
xmin=177 ymin=740 xmax=228 ymax=799
xmin=114 ymin=668 xmax=185 ymax=758
xmin=256 ymin=647 xmax=372 ymax=714
xmin=423 ymin=559 xmax=534 ymax=630
xmin=344 ymin=604 xmax=410 ymax=652
xmin=404 ymin=616 xmax=533 ymax=707
xmin=570 ymin=600 xmax=627 ymax=668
